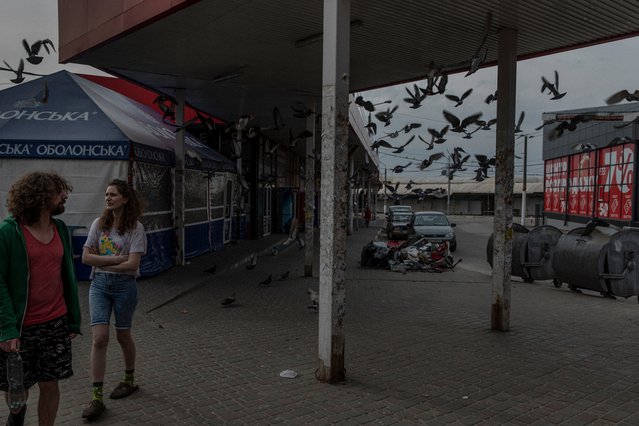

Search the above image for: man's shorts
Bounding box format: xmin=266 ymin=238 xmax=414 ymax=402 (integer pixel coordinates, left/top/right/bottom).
xmin=0 ymin=316 xmax=73 ymax=391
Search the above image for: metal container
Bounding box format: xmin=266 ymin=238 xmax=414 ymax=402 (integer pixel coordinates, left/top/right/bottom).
xmin=552 ymin=226 xmax=619 ymax=294
xmin=520 ymin=225 xmax=563 ymax=281
xmin=599 ymin=228 xmax=639 ymax=298
xmin=487 ymin=223 xmax=530 ymax=280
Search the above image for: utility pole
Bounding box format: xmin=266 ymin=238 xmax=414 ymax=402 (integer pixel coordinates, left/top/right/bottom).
xmin=446 ymin=155 xmax=451 ymax=215
xmin=383 ymin=167 xmax=387 ymax=214
xmin=520 ymin=134 xmax=533 ymax=226
xmin=520 ymin=135 xmax=528 ymax=226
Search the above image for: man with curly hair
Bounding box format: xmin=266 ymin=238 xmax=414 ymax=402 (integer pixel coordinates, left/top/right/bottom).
xmin=0 ymin=172 xmax=82 ymax=426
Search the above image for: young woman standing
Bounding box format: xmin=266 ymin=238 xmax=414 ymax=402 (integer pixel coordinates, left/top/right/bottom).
xmin=80 ymin=179 xmax=146 ymax=421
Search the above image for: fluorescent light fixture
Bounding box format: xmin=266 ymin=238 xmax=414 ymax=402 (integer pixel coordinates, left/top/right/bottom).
xmin=294 ymin=20 xmax=363 ymax=48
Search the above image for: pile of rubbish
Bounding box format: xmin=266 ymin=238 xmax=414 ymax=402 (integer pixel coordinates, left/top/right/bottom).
xmin=361 ymin=237 xmax=460 ymax=273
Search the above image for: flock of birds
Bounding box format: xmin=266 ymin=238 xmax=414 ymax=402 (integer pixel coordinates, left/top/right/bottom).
xmin=1 ymin=38 xmax=56 ymax=108
xmin=356 ymin=57 xmax=639 ymax=203
xmin=213 ymin=241 xmax=317 ymax=311
xmin=1 ymin=38 xmax=55 ymax=84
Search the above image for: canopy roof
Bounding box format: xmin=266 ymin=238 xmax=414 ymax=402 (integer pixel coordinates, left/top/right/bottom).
xmin=0 ymin=71 xmax=235 ymax=172
xmin=59 ymin=0 xmax=639 ymax=136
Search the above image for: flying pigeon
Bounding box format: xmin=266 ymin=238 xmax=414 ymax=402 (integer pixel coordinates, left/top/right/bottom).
xmin=427 ymin=125 xmax=449 ymax=144
xmin=392 ymin=135 xmax=415 ymax=154
xmin=403 ymin=84 xmax=427 ymax=109
xmin=221 ymin=293 xmax=236 ymax=307
xmin=385 ymin=181 xmax=400 ymax=194
xmin=466 ymin=12 xmax=492 ymax=77
xmin=417 ymin=135 xmax=434 ymax=150
xmin=419 ymin=152 xmax=445 ymax=170
xmin=354 ymin=95 xmax=391 ymax=112
xmin=466 ymin=45 xmax=488 ymax=77
xmin=421 ymin=61 xmax=444 ymax=95
xmin=365 ymin=112 xmax=377 ymax=136
xmin=371 ymin=139 xmax=393 ymax=150
xmin=485 ymin=91 xmax=498 ymax=104
xmin=549 ymin=114 xmax=595 ymax=139
xmin=2 ymin=59 xmax=25 ymax=84
xmin=402 ymin=123 xmax=422 ymax=134
xmin=514 ymin=111 xmax=525 ymax=133
xmin=392 ymin=163 xmax=411 ymax=173
xmin=605 ymin=89 xmax=639 ymax=105
xmin=473 ymin=169 xmax=486 ymax=182
xmin=614 ymin=117 xmax=639 ymax=129
xmin=478 ymin=118 xmax=497 ymax=130
xmin=463 ymin=126 xmax=482 ymax=139
xmin=443 ymin=110 xmax=483 ymax=133
xmin=375 ymin=105 xmax=399 ymax=127
xmin=153 ymin=94 xmax=177 ymax=122
xmin=445 ymin=88 xmax=473 ymax=107
xmin=541 ymin=70 xmax=566 ymax=100
xmin=22 ymin=38 xmax=55 ymax=65
xmin=14 ymin=81 xmax=48 ymax=108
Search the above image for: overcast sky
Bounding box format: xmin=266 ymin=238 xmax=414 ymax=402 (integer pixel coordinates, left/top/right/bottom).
xmin=1 ymin=1 xmax=639 ymax=181
xmin=362 ymin=36 xmax=639 ymax=180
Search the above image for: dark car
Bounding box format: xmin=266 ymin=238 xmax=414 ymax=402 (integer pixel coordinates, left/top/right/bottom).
xmin=408 ymin=211 xmax=457 ymax=251
xmin=386 ymin=212 xmax=414 ymax=239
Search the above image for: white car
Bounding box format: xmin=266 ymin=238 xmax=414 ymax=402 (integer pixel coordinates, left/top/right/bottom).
xmin=409 ymin=211 xmax=457 ymax=251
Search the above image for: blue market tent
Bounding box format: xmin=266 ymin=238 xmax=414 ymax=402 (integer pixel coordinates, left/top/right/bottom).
xmin=0 ymin=70 xmax=236 ymax=279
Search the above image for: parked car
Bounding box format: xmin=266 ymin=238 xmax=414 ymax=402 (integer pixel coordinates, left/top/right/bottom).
xmin=386 ymin=211 xmax=414 ymax=239
xmin=408 ymin=211 xmax=457 ymax=251
xmin=386 ymin=205 xmax=412 ymax=219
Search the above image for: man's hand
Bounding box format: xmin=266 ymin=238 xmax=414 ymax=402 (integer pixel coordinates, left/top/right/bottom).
xmin=0 ymin=338 xmax=19 ymax=352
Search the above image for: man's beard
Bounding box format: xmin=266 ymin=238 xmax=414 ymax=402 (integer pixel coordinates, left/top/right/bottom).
xmin=51 ymin=203 xmax=65 ymax=216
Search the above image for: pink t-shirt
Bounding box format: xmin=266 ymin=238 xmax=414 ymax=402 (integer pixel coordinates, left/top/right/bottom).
xmin=21 ymin=224 xmax=68 ymax=326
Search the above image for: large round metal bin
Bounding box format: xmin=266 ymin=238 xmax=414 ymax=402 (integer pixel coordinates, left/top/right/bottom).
xmin=520 ymin=225 xmax=563 ymax=281
xmin=553 ymin=226 xmax=619 ymax=294
xmin=487 ymin=223 xmax=530 ymax=279
xmin=599 ymin=228 xmax=639 ymax=298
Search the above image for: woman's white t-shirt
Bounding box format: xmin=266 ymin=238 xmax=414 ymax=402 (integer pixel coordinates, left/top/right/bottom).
xmin=84 ymin=218 xmax=146 ymax=277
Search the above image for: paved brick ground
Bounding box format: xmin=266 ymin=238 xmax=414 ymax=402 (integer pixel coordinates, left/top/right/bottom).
xmin=11 ymin=216 xmax=639 ymax=425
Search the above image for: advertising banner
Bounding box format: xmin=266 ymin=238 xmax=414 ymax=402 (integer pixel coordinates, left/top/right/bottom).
xmin=545 ymin=143 xmax=634 ymax=220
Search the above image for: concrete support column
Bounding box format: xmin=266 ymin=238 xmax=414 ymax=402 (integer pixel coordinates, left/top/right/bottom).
xmin=491 ymin=28 xmax=517 ymax=331
xmin=304 ymin=108 xmax=316 ymax=277
xmin=317 ymin=0 xmax=349 ymax=383
xmin=174 ymin=89 xmax=186 ymax=266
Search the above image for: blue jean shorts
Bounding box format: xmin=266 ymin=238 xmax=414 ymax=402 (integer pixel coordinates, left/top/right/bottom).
xmin=89 ymin=273 xmax=138 ymax=330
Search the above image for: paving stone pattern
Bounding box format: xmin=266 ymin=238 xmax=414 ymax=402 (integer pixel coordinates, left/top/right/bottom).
xmin=10 ymin=217 xmax=639 ymax=425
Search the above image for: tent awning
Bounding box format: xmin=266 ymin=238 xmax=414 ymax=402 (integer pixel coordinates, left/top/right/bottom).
xmin=0 ymin=71 xmax=235 ymax=173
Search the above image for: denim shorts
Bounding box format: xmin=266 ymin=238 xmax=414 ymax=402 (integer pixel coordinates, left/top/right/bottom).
xmin=89 ymin=273 xmax=138 ymax=330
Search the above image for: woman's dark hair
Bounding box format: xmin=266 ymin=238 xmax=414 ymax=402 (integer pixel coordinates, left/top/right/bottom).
xmin=99 ymin=179 xmax=146 ymax=234
xmin=7 ymin=172 xmax=73 ymax=224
